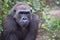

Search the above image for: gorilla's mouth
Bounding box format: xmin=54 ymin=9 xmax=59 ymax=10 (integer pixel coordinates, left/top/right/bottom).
xmin=19 ymin=21 xmax=30 ymax=27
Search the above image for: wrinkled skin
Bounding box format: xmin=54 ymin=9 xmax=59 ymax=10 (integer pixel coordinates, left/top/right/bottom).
xmin=2 ymin=2 xmax=39 ymax=40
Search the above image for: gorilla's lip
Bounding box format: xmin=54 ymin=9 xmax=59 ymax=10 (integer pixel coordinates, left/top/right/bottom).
xmin=19 ymin=20 xmax=30 ymax=24
xmin=19 ymin=22 xmax=29 ymax=26
xmin=19 ymin=23 xmax=29 ymax=27
xmin=20 ymin=22 xmax=29 ymax=25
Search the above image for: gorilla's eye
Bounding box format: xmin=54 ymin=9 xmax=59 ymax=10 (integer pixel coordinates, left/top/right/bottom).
xmin=19 ymin=12 xmax=30 ymax=14
xmin=25 ymin=12 xmax=30 ymax=14
xmin=19 ymin=12 xmax=24 ymax=14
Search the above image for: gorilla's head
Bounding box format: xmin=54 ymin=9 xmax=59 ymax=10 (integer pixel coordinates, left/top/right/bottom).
xmin=13 ymin=2 xmax=32 ymax=27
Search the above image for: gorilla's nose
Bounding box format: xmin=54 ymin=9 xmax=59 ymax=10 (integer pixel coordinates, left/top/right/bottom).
xmin=22 ymin=18 xmax=28 ymax=22
xmin=23 ymin=18 xmax=27 ymax=20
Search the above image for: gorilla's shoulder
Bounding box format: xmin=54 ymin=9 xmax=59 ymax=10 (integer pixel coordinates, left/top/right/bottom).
xmin=32 ymin=14 xmax=39 ymax=21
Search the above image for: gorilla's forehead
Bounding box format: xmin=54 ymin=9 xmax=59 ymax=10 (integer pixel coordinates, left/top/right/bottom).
xmin=16 ymin=5 xmax=31 ymax=10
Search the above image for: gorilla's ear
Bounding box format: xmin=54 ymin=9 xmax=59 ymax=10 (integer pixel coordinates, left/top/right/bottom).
xmin=30 ymin=9 xmax=32 ymax=13
xmin=14 ymin=10 xmax=16 ymax=12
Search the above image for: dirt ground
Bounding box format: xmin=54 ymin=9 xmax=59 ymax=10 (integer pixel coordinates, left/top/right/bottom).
xmin=36 ymin=29 xmax=50 ymax=40
xmin=36 ymin=29 xmax=60 ymax=40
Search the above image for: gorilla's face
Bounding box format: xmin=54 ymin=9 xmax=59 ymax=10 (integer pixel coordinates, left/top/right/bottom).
xmin=14 ymin=10 xmax=31 ymax=27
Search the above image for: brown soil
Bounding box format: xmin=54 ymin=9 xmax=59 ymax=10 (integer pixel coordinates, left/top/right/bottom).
xmin=36 ymin=29 xmax=49 ymax=40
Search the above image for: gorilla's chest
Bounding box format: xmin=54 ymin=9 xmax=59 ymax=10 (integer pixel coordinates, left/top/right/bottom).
xmin=16 ymin=27 xmax=29 ymax=39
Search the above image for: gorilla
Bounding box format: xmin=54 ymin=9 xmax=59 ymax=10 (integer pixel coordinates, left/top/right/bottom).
xmin=2 ymin=2 xmax=39 ymax=40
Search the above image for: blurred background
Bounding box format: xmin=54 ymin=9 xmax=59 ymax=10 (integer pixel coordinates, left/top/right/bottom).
xmin=0 ymin=0 xmax=60 ymax=40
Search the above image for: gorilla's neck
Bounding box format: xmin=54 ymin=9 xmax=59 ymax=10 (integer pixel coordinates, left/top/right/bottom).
xmin=17 ymin=23 xmax=29 ymax=31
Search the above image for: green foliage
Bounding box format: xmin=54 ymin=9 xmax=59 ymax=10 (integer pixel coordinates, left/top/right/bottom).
xmin=42 ymin=14 xmax=60 ymax=40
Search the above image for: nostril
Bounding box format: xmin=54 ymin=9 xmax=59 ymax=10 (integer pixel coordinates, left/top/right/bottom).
xmin=23 ymin=18 xmax=27 ymax=20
